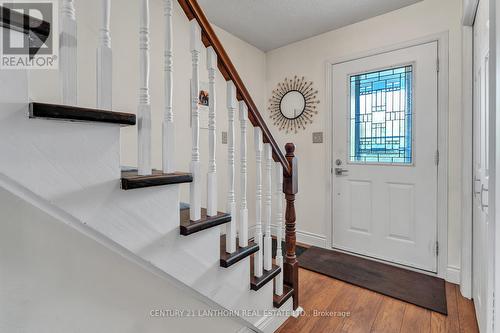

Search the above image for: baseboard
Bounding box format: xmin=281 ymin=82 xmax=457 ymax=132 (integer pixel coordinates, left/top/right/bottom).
xmin=446 ymin=265 xmax=461 ymax=284
xmin=253 ymin=298 xmax=293 ymax=333
xmin=248 ymin=225 xmax=327 ymax=248
xmin=296 ymin=230 xmax=326 ymax=248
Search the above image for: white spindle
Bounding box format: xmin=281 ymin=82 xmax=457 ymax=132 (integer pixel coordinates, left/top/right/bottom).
xmin=97 ymin=0 xmax=112 ymax=109
xmin=274 ymin=163 xmax=284 ymax=296
xmin=239 ymin=101 xmax=248 ymax=247
xmin=254 ymin=128 xmax=264 ymax=278
xmin=60 ymin=0 xmax=77 ymax=105
xmin=189 ymin=20 xmax=202 ymax=221
xmin=138 ymin=0 xmax=152 ymax=176
xmin=162 ymin=0 xmax=175 ymax=173
xmin=226 ymin=81 xmax=237 ymax=253
xmin=263 ymin=143 xmax=273 ymax=271
xmin=206 ymin=47 xmax=217 ymax=216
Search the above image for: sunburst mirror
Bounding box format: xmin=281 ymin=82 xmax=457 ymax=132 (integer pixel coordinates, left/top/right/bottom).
xmin=268 ymin=76 xmax=319 ymax=134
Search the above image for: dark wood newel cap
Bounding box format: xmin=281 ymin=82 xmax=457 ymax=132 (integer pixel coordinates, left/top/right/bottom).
xmin=285 ymin=143 xmax=295 ymax=156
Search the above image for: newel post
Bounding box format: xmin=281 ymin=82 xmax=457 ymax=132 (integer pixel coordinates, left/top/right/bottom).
xmin=283 ymin=143 xmax=299 ymax=310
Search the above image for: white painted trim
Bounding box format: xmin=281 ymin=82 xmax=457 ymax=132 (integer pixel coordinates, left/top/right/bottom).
xmin=252 ymin=298 xmax=293 ymax=333
xmin=296 ymin=230 xmax=327 ymax=248
xmin=60 ymin=0 xmax=77 ymax=105
xmin=463 ymin=0 xmax=480 ymax=26
xmin=436 ymin=33 xmax=450 ymax=283
xmin=253 ymin=127 xmax=264 ymax=278
xmin=291 ymin=307 xmax=304 ymax=318
xmin=447 ymin=265 xmax=462 ymax=285
xmin=490 ymin=0 xmax=500 ymax=331
xmin=325 ymin=32 xmax=450 ymax=280
xmin=162 ymin=0 xmax=175 ymax=174
xmin=96 ymin=0 xmax=112 ymax=110
xmin=263 ymin=143 xmax=273 ymax=271
xmin=190 ymin=21 xmax=202 ymax=220
xmin=461 ymin=25 xmax=474 ymax=299
xmin=137 ymin=0 xmax=152 ymax=175
xmin=0 ymin=172 xmax=262 ymax=333
xmin=249 ymin=225 xmax=327 ymax=248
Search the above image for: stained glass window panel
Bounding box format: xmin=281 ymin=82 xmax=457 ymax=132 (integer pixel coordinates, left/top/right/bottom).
xmin=349 ymin=65 xmax=413 ymax=164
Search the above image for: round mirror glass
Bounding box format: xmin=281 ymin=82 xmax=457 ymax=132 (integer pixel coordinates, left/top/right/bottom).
xmin=280 ymin=91 xmax=305 ymax=119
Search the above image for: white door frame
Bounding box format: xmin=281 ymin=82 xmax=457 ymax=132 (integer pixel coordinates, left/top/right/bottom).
xmin=325 ymin=32 xmax=449 ymax=280
xmin=461 ymin=25 xmax=474 ymax=299
xmin=460 ymin=0 xmax=479 ymax=301
xmin=490 ymin=0 xmax=499 ymax=330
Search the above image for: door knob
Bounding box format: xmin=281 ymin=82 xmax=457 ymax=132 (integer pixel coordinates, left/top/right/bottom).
xmin=335 ymin=167 xmax=349 ymax=176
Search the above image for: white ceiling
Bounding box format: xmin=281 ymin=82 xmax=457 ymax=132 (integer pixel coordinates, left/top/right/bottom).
xmin=198 ymin=0 xmax=423 ymax=52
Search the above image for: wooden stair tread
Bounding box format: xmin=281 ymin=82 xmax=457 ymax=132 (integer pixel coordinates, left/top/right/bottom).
xmin=249 ymin=255 xmax=281 ymax=291
xmin=220 ymin=235 xmax=259 ymax=268
xmin=121 ymin=170 xmax=192 ymax=190
xmin=180 ymin=207 xmax=231 ymax=236
xmin=273 ymin=284 xmax=294 ymax=308
xmin=29 ymin=102 xmax=136 ymax=126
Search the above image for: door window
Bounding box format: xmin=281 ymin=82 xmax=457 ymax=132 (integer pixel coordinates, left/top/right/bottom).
xmin=349 ymin=65 xmax=414 ymax=164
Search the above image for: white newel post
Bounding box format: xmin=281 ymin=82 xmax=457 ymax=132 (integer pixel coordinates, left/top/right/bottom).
xmin=162 ymin=0 xmax=175 ymax=173
xmin=206 ymin=47 xmax=218 ymax=216
xmin=274 ymin=163 xmax=284 ymax=296
xmin=60 ymin=0 xmax=77 ymax=105
xmin=239 ymin=101 xmax=248 ymax=247
xmin=97 ymin=0 xmax=112 ymax=109
xmin=226 ymin=81 xmax=237 ymax=253
xmin=189 ymin=20 xmax=201 ymax=221
xmin=254 ymin=128 xmax=264 ymax=277
xmin=263 ymin=143 xmax=273 ymax=271
xmin=138 ymin=0 xmax=152 ymax=176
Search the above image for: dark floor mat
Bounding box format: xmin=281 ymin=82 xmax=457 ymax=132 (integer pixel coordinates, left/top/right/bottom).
xmin=298 ymin=246 xmax=447 ymax=315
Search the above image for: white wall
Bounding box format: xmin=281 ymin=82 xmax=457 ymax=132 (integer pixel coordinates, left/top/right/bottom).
xmin=0 ymin=187 xmax=244 ymax=333
xmin=265 ymin=0 xmax=463 ymax=276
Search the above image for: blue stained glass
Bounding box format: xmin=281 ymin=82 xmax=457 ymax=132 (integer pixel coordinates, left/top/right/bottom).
xmin=349 ymin=65 xmax=413 ymax=164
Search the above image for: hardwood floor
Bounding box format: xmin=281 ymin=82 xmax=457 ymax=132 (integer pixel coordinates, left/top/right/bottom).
xmin=277 ymin=268 xmax=479 ymax=333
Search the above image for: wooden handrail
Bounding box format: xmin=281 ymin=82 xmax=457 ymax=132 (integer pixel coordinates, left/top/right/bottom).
xmin=177 ymin=0 xmax=291 ymax=177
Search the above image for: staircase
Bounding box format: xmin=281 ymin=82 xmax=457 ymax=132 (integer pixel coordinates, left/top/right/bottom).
xmin=0 ymin=1 xmax=299 ymax=331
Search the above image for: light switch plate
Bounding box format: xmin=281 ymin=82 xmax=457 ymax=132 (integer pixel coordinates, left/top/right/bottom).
xmin=313 ymin=132 xmax=323 ymax=143
xmin=222 ymin=131 xmax=228 ymax=144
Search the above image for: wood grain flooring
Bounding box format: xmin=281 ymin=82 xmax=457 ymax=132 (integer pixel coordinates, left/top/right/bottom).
xmin=277 ymin=268 xmax=479 ymax=333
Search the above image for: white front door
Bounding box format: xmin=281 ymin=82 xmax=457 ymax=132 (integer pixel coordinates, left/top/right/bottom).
xmin=331 ymin=42 xmax=439 ymax=272
xmin=472 ymin=1 xmax=492 ymax=331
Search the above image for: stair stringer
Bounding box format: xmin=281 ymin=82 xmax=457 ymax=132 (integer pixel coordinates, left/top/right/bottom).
xmin=0 ymin=184 xmax=249 ymax=333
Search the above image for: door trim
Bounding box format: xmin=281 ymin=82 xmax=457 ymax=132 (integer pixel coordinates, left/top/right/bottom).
xmin=489 ymin=0 xmax=499 ymax=330
xmin=461 ymin=25 xmax=474 ymax=299
xmin=324 ymin=32 xmax=449 ymax=280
